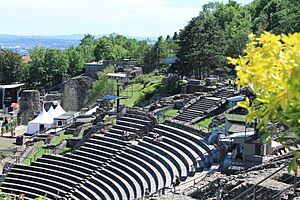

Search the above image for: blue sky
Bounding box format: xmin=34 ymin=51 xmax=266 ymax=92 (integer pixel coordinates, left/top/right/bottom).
xmin=0 ymin=0 xmax=252 ymax=37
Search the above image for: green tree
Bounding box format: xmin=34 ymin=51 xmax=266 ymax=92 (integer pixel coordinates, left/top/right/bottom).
xmin=0 ymin=49 xmax=24 ymax=84
xmin=176 ymin=9 xmax=225 ymax=78
xmin=28 ymin=47 xmax=47 ymax=85
xmin=172 ymin=32 xmax=179 ymax=41
xmin=77 ymin=33 xmax=96 ymax=62
xmin=94 ymin=38 xmax=114 ymax=62
xmin=44 ymin=49 xmax=68 ymax=85
xmin=89 ymin=66 xmax=115 ymax=100
xmin=250 ymin=0 xmax=300 ymax=34
xmin=66 ymin=46 xmax=84 ymax=76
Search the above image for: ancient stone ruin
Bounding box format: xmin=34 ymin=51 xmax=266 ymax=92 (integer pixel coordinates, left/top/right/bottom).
xmin=19 ymin=90 xmax=41 ymax=125
xmin=61 ymin=75 xmax=93 ymax=111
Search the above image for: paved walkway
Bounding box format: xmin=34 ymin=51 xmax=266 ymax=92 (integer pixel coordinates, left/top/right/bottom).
xmin=0 ymin=125 xmax=27 ymax=175
xmin=1 ymin=125 xmax=27 ymax=137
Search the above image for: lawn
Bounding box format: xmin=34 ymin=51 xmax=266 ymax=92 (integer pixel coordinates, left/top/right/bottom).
xmin=22 ymin=148 xmax=46 ymax=165
xmin=196 ymin=117 xmax=214 ymax=129
xmin=22 ymin=133 xmax=73 ymax=165
xmin=120 ymin=83 xmax=144 ymax=107
xmin=159 ymin=108 xmax=179 ymax=123
xmin=34 ymin=141 xmax=45 ymax=147
xmin=59 ymin=147 xmax=72 ymax=155
xmin=163 ymin=109 xmax=179 ymax=117
xmin=51 ymin=133 xmax=73 ymax=145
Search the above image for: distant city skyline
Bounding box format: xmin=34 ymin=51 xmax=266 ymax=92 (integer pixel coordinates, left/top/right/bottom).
xmin=0 ymin=0 xmax=252 ymax=37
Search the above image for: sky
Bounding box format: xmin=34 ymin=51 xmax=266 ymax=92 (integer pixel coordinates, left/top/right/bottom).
xmin=0 ymin=0 xmax=253 ymax=37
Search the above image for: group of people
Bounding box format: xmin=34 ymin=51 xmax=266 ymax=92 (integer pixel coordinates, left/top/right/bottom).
xmin=153 ymin=133 xmax=162 ymax=143
xmin=123 ymin=130 xmax=130 ymax=141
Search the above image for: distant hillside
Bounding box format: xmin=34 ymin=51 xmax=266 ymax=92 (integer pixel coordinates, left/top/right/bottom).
xmin=0 ymin=34 xmax=157 ymax=55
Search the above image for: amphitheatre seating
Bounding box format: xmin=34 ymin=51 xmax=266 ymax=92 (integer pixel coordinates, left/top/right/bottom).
xmin=174 ymin=97 xmax=222 ymax=122
xmin=1 ymin=109 xmax=214 ymax=200
xmin=213 ymin=89 xmax=234 ymax=98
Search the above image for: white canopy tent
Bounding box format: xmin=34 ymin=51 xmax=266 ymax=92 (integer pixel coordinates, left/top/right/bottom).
xmin=53 ymin=103 xmax=66 ymax=118
xmin=27 ymin=108 xmax=54 ymax=135
xmin=47 ymin=106 xmax=55 ymax=117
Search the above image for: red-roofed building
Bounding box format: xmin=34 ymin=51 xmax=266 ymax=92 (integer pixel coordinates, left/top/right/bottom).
xmin=21 ymin=55 xmax=31 ymax=64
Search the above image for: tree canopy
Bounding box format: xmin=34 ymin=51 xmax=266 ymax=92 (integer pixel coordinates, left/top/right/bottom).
xmin=173 ymin=0 xmax=300 ymax=78
xmin=0 ymin=49 xmax=25 ymax=84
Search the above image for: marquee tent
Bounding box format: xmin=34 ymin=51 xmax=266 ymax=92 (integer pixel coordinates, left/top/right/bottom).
xmin=53 ymin=103 xmax=66 ymax=118
xmin=26 ymin=108 xmax=54 ymax=135
xmin=47 ymin=106 xmax=55 ymax=117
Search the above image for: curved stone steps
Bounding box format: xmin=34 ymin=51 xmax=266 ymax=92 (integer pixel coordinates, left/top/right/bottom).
xmin=143 ymin=136 xmax=191 ymax=175
xmin=7 ymin=172 xmax=71 ymax=193
xmin=122 ymin=148 xmax=171 ymax=189
xmin=94 ymin=171 xmax=129 ymax=199
xmin=114 ymin=156 xmax=156 ymax=193
xmin=76 ymin=146 xmax=114 ymax=158
xmin=132 ymin=144 xmax=178 ymax=183
xmin=42 ymin=154 xmax=98 ymax=169
xmin=104 ymin=132 xmax=125 ymax=140
xmin=74 ymin=150 xmax=109 ymax=163
xmin=3 ymin=177 xmax=63 ymax=199
xmin=65 ymin=153 xmax=103 ymax=167
xmin=73 ymin=180 xmax=110 ymax=200
xmin=140 ymin=138 xmax=187 ymax=178
xmin=31 ymin=161 xmax=87 ymax=179
xmin=13 ymin=165 xmax=82 ymax=183
xmin=158 ymin=124 xmax=213 ymax=152
xmin=84 ymin=175 xmax=119 ymax=200
xmin=113 ymin=124 xmax=140 ymax=133
xmin=117 ymin=120 xmax=145 ymax=129
xmin=154 ymin=127 xmax=207 ymax=161
xmin=9 ymin=168 xmax=77 ymax=188
xmin=92 ymin=134 xmax=130 ymax=145
xmin=37 ymin=157 xmax=93 ymax=174
xmin=158 ymin=135 xmax=198 ymax=166
xmin=1 ymin=182 xmax=57 ymax=200
xmin=0 ymin=186 xmax=50 ymax=200
xmin=108 ymin=160 xmax=146 ymax=197
xmin=87 ymin=138 xmax=126 ymax=150
xmin=104 ymin=165 xmax=139 ymax=199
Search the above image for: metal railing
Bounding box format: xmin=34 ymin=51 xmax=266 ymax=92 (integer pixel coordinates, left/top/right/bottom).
xmin=232 ymin=162 xmax=289 ymax=200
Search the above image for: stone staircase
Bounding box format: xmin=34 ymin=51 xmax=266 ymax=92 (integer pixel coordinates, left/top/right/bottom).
xmin=173 ymin=89 xmax=235 ymax=124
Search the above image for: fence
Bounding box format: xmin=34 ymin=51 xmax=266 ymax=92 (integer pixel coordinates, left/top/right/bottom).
xmin=232 ymin=163 xmax=290 ymax=200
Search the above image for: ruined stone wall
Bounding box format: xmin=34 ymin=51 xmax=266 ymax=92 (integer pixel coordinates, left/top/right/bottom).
xmin=19 ymin=90 xmax=41 ymax=125
xmin=61 ymin=75 xmax=93 ymax=111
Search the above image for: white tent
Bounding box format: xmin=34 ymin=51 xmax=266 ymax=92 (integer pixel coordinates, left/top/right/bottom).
xmin=53 ymin=103 xmax=66 ymax=118
xmin=47 ymin=106 xmax=56 ymax=118
xmin=27 ymin=108 xmax=54 ymax=135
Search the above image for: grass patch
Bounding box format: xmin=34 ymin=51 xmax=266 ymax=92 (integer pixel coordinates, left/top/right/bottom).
xmin=163 ymin=109 xmax=178 ymax=117
xmin=132 ymin=74 xmax=164 ymax=84
xmin=196 ymin=117 xmax=214 ymax=129
xmin=120 ymin=83 xmax=144 ymax=107
xmin=34 ymin=141 xmax=45 ymax=147
xmin=158 ymin=108 xmax=179 ymax=123
xmin=59 ymin=147 xmax=72 ymax=155
xmin=22 ymin=148 xmax=46 ymax=165
xmin=51 ymin=133 xmax=73 ymax=145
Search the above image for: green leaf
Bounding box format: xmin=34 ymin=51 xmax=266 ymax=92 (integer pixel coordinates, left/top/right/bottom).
xmin=295 ymin=151 xmax=300 ymax=159
xmin=288 ymin=159 xmax=298 ymax=174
